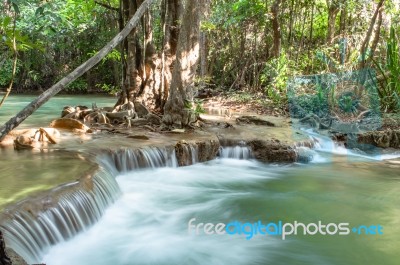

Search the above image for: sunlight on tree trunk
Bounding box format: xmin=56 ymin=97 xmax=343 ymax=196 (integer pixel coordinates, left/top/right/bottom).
xmin=163 ymin=0 xmax=203 ymax=128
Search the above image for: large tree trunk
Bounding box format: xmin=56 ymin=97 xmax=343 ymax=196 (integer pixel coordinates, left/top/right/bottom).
xmin=156 ymin=0 xmax=182 ymax=110
xmin=116 ymin=0 xmax=181 ymax=111
xmin=162 ymin=0 xmax=202 ymax=127
xmin=0 ymin=0 xmax=155 ymax=141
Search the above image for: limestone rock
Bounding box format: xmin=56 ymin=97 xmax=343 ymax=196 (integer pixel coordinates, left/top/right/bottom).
xmin=248 ymin=140 xmax=297 ymax=163
xmin=357 ymin=130 xmax=400 ymax=148
xmin=50 ymin=118 xmax=90 ymax=132
xmin=175 ymin=139 xmax=220 ymax=166
xmin=236 ymin=115 xmax=275 ymax=126
xmin=127 ymin=135 xmax=150 ymax=140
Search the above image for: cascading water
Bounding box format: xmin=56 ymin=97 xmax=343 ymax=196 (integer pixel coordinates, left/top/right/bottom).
xmin=0 ymin=146 xmax=182 ymax=263
xmin=303 ymin=129 xmax=400 ymax=162
xmin=3 ymin=140 xmax=400 ymax=265
xmin=99 ymin=147 xmax=178 ymax=173
xmin=0 ymin=167 xmax=121 ymax=263
xmin=218 ymin=146 xmax=253 ymax=159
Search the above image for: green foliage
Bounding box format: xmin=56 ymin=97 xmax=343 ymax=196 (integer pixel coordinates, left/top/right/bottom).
xmin=261 ymin=52 xmax=289 ymax=102
xmin=88 ymin=49 xmax=121 ymax=64
xmin=184 ymin=99 xmax=206 ymax=115
xmin=0 ymin=58 xmax=20 ymax=87
xmin=375 ymin=25 xmax=400 ymax=112
xmin=65 ymin=78 xmax=87 ymax=93
xmin=95 ymin=83 xmax=120 ymax=95
xmin=229 ymin=0 xmax=266 ymax=25
xmin=338 ymin=91 xmax=359 ymax=113
xmin=1 ymin=15 xmax=36 ymax=51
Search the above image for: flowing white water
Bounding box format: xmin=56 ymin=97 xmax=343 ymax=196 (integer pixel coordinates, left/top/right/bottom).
xmin=100 ymin=147 xmax=178 ymax=173
xmin=4 ymin=143 xmax=400 ymax=265
xmin=43 ymin=159 xmax=281 ymax=265
xmin=0 ymin=146 xmax=182 ymax=263
xmin=302 ymin=129 xmax=400 ymax=162
xmin=1 ymin=167 xmax=121 ymax=263
xmin=218 ymin=146 xmax=253 ymax=159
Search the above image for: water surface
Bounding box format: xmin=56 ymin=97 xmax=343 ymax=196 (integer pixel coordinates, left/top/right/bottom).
xmin=0 ymin=94 xmax=116 ymax=128
xmin=44 ymin=155 xmax=400 ymax=265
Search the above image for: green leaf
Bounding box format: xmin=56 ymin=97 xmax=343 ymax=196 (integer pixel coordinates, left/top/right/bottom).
xmin=3 ymin=16 xmax=12 ymax=28
xmin=11 ymin=2 xmax=20 ymax=14
xmin=35 ymin=6 xmax=44 ymax=16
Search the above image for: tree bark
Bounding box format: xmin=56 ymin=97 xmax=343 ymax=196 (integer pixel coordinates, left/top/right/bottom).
xmin=287 ymin=0 xmax=294 ymax=44
xmin=271 ymin=0 xmax=282 ymax=58
xmin=339 ymin=1 xmax=346 ymax=36
xmin=199 ymin=0 xmax=211 ymax=88
xmin=326 ymin=0 xmax=339 ymax=44
xmin=360 ymin=0 xmax=384 ymax=68
xmin=163 ymin=0 xmax=203 ymax=127
xmin=160 ymin=0 xmax=182 ymax=108
xmin=369 ymin=8 xmax=383 ymax=62
xmin=0 ymin=0 xmax=155 ymax=141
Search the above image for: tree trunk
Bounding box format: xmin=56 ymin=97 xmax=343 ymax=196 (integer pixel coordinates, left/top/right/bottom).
xmin=326 ymin=0 xmax=339 ymax=44
xmin=116 ymin=0 xmax=181 ymax=111
xmin=160 ymin=0 xmax=182 ymax=109
xmin=163 ymin=0 xmax=203 ymax=127
xmin=339 ymin=1 xmax=346 ymax=36
xmin=271 ymin=0 xmax=282 ymax=58
xmin=369 ymin=8 xmax=383 ymax=62
xmin=199 ymin=0 xmax=211 ymax=88
xmin=287 ymin=0 xmax=294 ymax=44
xmin=0 ymin=0 xmax=155 ymax=141
xmin=125 ymin=0 xmax=141 ymax=102
xmin=309 ymin=1 xmax=314 ymax=43
xmin=360 ymin=0 xmax=385 ymax=68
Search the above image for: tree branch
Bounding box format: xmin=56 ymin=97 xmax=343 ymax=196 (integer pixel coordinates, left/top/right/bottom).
xmin=94 ymin=1 xmax=119 ymax=12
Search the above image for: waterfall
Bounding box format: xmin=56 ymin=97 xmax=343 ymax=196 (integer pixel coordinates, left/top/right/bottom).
xmin=100 ymin=147 xmax=178 ymax=172
xmin=302 ymin=129 xmax=400 ymax=162
xmin=218 ymin=146 xmax=253 ymax=159
xmin=0 ymin=167 xmax=121 ymax=263
xmin=0 ymin=146 xmax=182 ymax=263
